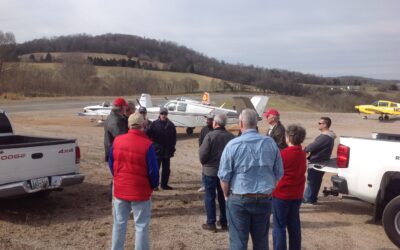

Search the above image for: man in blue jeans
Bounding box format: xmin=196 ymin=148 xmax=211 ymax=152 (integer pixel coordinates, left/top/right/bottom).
xmin=199 ymin=114 xmax=234 ymax=232
xmin=303 ymin=117 xmax=336 ymax=204
xmin=218 ymin=109 xmax=284 ymax=250
xmin=109 ymin=112 xmax=159 ymax=250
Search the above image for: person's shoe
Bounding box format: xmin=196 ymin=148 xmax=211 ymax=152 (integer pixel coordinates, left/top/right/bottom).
xmin=302 ymin=199 xmax=317 ymax=205
xmin=161 ymin=185 xmax=173 ymax=190
xmin=197 ymin=186 xmax=205 ymax=192
xmin=217 ymin=221 xmax=228 ymax=231
xmin=202 ymin=224 xmax=217 ymax=232
xmin=153 ymin=187 xmax=159 ymax=191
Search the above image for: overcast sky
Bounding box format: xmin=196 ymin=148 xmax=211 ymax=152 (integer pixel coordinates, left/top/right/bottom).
xmin=1 ymin=0 xmax=399 ymax=80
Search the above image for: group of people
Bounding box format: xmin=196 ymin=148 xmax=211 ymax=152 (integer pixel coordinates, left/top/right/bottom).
xmin=103 ymin=97 xmax=336 ymax=250
xmin=198 ymin=108 xmax=336 ymax=250
xmin=103 ymin=97 xmax=177 ymax=249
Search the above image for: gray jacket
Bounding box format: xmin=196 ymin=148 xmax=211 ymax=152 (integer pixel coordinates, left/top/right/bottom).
xmin=305 ymin=130 xmax=336 ymax=163
xmin=199 ymin=127 xmax=235 ymax=176
xmin=104 ymin=111 xmax=128 ymax=161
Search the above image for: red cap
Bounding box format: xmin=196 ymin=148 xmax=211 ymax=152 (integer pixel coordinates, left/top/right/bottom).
xmin=263 ymin=108 xmax=280 ymax=118
xmin=113 ymin=97 xmax=128 ymax=107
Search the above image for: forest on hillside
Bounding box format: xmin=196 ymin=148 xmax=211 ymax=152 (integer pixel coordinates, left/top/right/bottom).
xmin=1 ymin=31 xmax=399 ymax=111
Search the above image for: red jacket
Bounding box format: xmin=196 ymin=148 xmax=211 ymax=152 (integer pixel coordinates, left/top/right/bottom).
xmin=112 ymin=130 xmax=153 ymax=201
xmin=272 ymin=145 xmax=307 ymax=200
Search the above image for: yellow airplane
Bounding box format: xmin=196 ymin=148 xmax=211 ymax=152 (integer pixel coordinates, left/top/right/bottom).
xmin=355 ymin=100 xmax=400 ymax=121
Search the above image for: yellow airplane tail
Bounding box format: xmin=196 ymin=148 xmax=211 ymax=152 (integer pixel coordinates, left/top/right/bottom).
xmin=202 ymin=92 xmax=210 ymax=105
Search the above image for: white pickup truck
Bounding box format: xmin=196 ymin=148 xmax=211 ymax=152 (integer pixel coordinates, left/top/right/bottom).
xmin=0 ymin=109 xmax=84 ymax=198
xmin=311 ymin=133 xmax=400 ymax=248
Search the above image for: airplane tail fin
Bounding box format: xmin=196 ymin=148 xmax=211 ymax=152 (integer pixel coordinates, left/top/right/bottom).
xmin=139 ymin=93 xmax=152 ymax=108
xmin=232 ymin=95 xmax=269 ymax=117
xmin=202 ymin=92 xmax=210 ymax=105
xmin=251 ymin=96 xmax=269 ymax=117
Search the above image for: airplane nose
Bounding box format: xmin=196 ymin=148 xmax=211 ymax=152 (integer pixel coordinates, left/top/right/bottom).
xmin=354 ymin=106 xmax=360 ymax=113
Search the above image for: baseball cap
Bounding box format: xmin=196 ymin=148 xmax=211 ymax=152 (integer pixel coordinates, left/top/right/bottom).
xmin=128 ymin=112 xmax=145 ymax=127
xmin=160 ymin=107 xmax=168 ymax=114
xmin=139 ymin=107 xmax=147 ymax=113
xmin=113 ymin=97 xmax=128 ymax=107
xmin=263 ymin=108 xmax=280 ymax=118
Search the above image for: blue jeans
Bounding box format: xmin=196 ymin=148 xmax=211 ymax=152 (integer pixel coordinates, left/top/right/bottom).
xmin=303 ymin=168 xmax=325 ymax=203
xmin=227 ymin=194 xmax=272 ymax=250
xmin=112 ymin=198 xmax=151 ymax=250
xmin=158 ymin=158 xmax=171 ymax=188
xmin=272 ymin=197 xmax=302 ymax=250
xmin=203 ymin=175 xmax=227 ymax=225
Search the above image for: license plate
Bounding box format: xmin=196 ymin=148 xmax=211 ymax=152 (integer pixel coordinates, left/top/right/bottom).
xmin=30 ymin=177 xmax=49 ymax=189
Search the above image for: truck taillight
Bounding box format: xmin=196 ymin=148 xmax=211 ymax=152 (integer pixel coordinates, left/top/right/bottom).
xmin=337 ymin=144 xmax=350 ymax=168
xmin=75 ymin=146 xmax=81 ymax=164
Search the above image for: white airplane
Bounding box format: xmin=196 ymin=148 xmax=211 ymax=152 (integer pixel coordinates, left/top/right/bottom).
xmin=141 ymin=92 xmax=269 ymax=135
xmin=78 ymin=101 xmax=112 ymax=122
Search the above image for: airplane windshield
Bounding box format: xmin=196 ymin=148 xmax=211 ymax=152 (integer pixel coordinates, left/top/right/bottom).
xmin=372 ymin=101 xmax=378 ymax=106
xmin=379 ymin=102 xmax=388 ymax=107
xmin=166 ymin=102 xmax=177 ymax=111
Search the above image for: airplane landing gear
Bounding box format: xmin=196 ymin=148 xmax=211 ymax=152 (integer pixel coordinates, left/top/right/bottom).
xmin=362 ymin=116 xmax=368 ymax=120
xmin=379 ymin=116 xmax=384 ymax=122
xmin=384 ymin=115 xmax=389 ymax=121
xmin=186 ymin=127 xmax=194 ymax=135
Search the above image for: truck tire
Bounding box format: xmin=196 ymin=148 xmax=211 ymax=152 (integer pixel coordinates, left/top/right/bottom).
xmin=383 ymin=195 xmax=400 ymax=248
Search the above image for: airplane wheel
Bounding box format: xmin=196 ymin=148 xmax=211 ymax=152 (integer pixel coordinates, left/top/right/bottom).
xmin=186 ymin=127 xmax=194 ymax=135
xmin=379 ymin=116 xmax=384 ymax=122
xmin=384 ymin=115 xmax=389 ymax=121
xmin=362 ymin=116 xmax=368 ymax=120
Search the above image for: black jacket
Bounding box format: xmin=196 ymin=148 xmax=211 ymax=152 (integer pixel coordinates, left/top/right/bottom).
xmin=147 ymin=118 xmax=176 ymax=159
xmin=199 ymin=127 xmax=235 ymax=176
xmin=104 ymin=111 xmax=128 ymax=161
xmin=266 ymin=121 xmax=288 ymax=150
xmin=199 ymin=125 xmax=213 ymax=146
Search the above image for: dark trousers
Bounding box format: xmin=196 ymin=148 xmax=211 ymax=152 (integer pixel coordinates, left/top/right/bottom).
xmin=158 ymin=158 xmax=171 ymax=188
xmin=304 ymin=168 xmax=325 ymax=203
xmin=203 ymin=175 xmax=227 ymax=225
xmin=272 ymin=197 xmax=302 ymax=250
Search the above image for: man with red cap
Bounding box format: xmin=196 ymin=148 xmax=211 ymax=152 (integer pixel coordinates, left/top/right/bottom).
xmin=263 ymin=108 xmax=288 ymax=150
xmin=104 ymin=97 xmax=129 ymax=201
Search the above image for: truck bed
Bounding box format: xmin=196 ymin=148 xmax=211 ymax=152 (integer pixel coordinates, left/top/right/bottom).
xmin=0 ymin=135 xmax=76 ymax=149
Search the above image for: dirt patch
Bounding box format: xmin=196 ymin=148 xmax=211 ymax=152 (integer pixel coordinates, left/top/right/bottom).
xmin=1 ymin=105 xmax=399 ymax=249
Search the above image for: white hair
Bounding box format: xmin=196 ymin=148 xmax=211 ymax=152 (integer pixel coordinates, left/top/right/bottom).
xmin=239 ymin=109 xmax=258 ymax=129
xmin=214 ymin=113 xmax=227 ymax=127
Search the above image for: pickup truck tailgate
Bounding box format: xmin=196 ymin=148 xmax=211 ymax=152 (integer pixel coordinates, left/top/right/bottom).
xmin=310 ymin=158 xmax=339 ymax=173
xmin=0 ymin=142 xmax=79 ymax=185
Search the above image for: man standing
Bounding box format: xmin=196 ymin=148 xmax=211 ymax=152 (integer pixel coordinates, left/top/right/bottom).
xmin=199 ymin=114 xmax=214 ymax=146
xmin=218 ymin=109 xmax=284 ymax=250
xmin=147 ymin=107 xmax=177 ymax=190
xmin=104 ymin=97 xmax=129 ymax=162
xmin=197 ymin=114 xmax=214 ymax=192
xmin=263 ymin=108 xmax=288 ymax=150
xmin=104 ymin=97 xmax=129 ymax=201
xmin=303 ymin=117 xmax=336 ymax=204
xmin=139 ymin=107 xmax=152 ymax=132
xmin=109 ymin=112 xmax=159 ymax=250
xmin=199 ymin=114 xmax=234 ymax=232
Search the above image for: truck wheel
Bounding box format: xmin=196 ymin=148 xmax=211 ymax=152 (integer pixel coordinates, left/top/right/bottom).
xmin=383 ymin=195 xmax=400 ymax=248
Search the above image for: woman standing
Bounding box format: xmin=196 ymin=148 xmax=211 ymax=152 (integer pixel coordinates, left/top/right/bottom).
xmin=272 ymin=124 xmax=307 ymax=250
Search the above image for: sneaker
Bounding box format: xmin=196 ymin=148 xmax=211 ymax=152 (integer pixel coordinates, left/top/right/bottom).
xmin=153 ymin=187 xmax=159 ymax=191
xmin=161 ymin=185 xmax=173 ymax=190
xmin=197 ymin=187 xmax=205 ymax=192
xmin=302 ymin=199 xmax=317 ymax=205
xmin=202 ymin=224 xmax=217 ymax=232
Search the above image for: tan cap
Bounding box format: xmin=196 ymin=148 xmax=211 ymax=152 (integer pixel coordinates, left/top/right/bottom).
xmin=128 ymin=112 xmax=145 ymax=128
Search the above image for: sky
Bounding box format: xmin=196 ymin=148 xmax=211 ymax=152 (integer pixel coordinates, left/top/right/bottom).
xmin=1 ymin=0 xmax=400 ymax=80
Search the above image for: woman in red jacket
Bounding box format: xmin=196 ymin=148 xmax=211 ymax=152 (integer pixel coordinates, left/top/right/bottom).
xmin=272 ymin=124 xmax=307 ymax=250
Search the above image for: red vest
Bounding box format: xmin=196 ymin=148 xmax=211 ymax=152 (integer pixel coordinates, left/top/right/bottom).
xmin=272 ymin=146 xmax=307 ymax=200
xmin=112 ymin=129 xmax=153 ymax=201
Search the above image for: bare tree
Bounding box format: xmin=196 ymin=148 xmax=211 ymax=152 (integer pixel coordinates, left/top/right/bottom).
xmin=0 ymin=31 xmax=17 ymax=91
